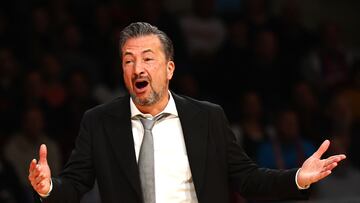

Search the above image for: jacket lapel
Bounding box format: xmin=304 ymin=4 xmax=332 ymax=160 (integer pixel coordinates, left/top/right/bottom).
xmin=102 ymin=96 xmax=142 ymax=198
xmin=100 ymin=93 xmax=209 ymax=200
xmin=173 ymin=93 xmax=208 ymax=198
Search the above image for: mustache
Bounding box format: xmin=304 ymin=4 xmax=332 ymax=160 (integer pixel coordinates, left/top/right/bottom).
xmin=132 ymin=75 xmax=150 ymax=82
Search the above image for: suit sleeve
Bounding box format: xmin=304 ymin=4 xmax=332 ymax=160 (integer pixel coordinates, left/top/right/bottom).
xmin=215 ymin=106 xmax=309 ymax=201
xmin=40 ymin=110 xmax=96 ymax=203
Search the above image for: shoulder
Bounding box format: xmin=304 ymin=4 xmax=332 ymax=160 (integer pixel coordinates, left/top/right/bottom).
xmin=172 ymin=92 xmax=229 ymax=124
xmin=83 ymin=95 xmax=130 ymax=116
xmin=172 ymin=92 xmax=223 ymax=112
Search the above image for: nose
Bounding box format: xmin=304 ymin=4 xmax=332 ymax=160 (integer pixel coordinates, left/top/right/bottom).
xmin=134 ymin=61 xmax=145 ymax=76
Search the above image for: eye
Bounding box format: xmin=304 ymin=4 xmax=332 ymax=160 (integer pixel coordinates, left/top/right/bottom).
xmin=124 ymin=60 xmax=133 ymax=65
xmin=144 ymin=58 xmax=153 ymax=62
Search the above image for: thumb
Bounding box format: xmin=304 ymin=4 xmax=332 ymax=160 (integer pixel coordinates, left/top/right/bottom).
xmin=313 ymin=139 xmax=330 ymax=159
xmin=39 ymin=144 xmax=48 ymax=165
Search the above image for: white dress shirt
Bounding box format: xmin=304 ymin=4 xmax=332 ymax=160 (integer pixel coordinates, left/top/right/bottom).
xmin=130 ymin=93 xmax=198 ymax=203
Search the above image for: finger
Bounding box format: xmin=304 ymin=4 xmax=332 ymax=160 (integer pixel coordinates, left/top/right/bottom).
xmin=35 ymin=171 xmax=45 ymax=181
xmin=313 ymin=140 xmax=330 ymax=159
xmin=324 ymin=162 xmax=338 ymax=172
xmin=29 ymin=159 xmax=37 ymax=173
xmin=29 ymin=175 xmax=36 ymax=185
xmin=32 ymin=164 xmax=42 ymax=178
xmin=324 ymin=156 xmax=340 ymax=166
xmin=35 ymin=178 xmax=50 ymax=193
xmin=35 ymin=180 xmax=47 ymax=191
xmin=32 ymin=171 xmax=45 ymax=186
xmin=324 ymin=154 xmax=346 ymax=166
xmin=32 ymin=171 xmax=48 ymax=191
xmin=29 ymin=163 xmax=41 ymax=182
xmin=30 ymin=171 xmax=42 ymax=187
xmin=39 ymin=144 xmax=48 ymax=165
xmin=316 ymin=170 xmax=332 ymax=182
xmin=336 ymin=154 xmax=346 ymax=160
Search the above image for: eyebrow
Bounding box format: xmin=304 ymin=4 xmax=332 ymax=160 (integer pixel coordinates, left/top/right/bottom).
xmin=123 ymin=51 xmax=134 ymax=57
xmin=142 ymin=49 xmax=154 ymax=54
xmin=123 ymin=49 xmax=154 ymax=57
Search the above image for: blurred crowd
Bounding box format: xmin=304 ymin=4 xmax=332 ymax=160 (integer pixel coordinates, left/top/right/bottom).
xmin=0 ymin=0 xmax=359 ymax=202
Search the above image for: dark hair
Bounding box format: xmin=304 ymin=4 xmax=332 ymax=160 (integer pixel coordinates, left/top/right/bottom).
xmin=119 ymin=22 xmax=174 ymax=61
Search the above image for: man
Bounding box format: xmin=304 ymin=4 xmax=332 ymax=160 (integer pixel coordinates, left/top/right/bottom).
xmin=28 ymin=22 xmax=346 ymax=203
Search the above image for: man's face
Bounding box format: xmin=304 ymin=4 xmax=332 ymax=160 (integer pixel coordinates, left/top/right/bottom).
xmin=121 ymin=34 xmax=174 ymax=106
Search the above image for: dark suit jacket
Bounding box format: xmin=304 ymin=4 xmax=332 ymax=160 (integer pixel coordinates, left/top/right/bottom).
xmin=41 ymin=93 xmax=308 ymax=203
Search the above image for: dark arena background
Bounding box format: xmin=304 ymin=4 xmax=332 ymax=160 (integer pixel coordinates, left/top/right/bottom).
xmin=0 ymin=0 xmax=359 ymax=202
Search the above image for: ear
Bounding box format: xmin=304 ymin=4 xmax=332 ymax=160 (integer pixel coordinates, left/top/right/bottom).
xmin=166 ymin=61 xmax=175 ymax=80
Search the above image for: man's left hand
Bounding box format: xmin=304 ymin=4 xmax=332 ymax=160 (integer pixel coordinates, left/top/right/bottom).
xmin=297 ymin=139 xmax=346 ymax=188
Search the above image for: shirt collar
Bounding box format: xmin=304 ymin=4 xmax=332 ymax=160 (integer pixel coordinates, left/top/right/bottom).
xmin=130 ymin=91 xmax=178 ymax=119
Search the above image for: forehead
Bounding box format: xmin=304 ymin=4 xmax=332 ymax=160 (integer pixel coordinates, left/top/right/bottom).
xmin=122 ymin=35 xmax=163 ymax=56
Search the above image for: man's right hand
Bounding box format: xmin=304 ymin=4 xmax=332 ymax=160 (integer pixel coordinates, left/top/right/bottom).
xmin=28 ymin=144 xmax=52 ymax=196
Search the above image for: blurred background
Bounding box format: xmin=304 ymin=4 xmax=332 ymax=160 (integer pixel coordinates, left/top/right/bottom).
xmin=0 ymin=0 xmax=359 ymax=202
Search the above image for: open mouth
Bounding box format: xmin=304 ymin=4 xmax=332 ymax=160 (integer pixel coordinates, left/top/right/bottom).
xmin=135 ymin=81 xmax=149 ymax=89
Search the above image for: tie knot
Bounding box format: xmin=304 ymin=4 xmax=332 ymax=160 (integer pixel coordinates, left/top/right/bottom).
xmin=138 ymin=113 xmax=169 ymax=131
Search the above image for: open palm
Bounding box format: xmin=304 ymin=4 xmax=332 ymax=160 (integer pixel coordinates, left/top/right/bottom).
xmin=297 ymin=140 xmax=346 ymax=188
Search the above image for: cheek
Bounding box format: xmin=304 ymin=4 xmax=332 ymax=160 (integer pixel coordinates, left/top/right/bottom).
xmin=123 ymin=70 xmax=132 ymax=87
